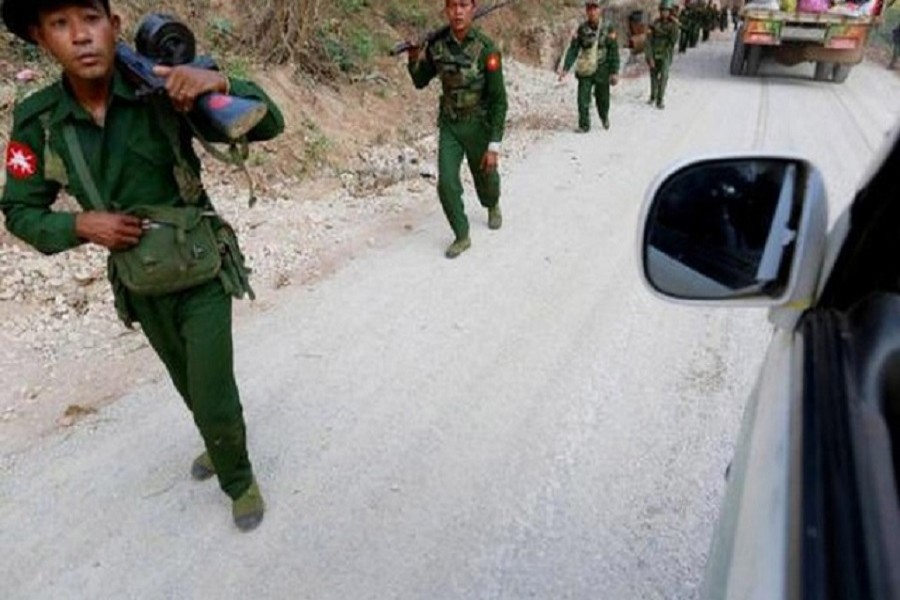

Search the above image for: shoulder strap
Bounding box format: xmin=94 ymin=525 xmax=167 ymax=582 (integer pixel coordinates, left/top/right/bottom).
xmin=62 ymin=124 xmax=106 ymax=212
xmin=150 ymin=100 xmax=205 ymax=206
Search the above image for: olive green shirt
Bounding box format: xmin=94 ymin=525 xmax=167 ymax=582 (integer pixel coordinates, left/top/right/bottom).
xmin=648 ymin=17 xmax=681 ymax=60
xmin=407 ymin=27 xmax=508 ymax=144
xmin=2 ymin=68 xmax=284 ymax=255
xmin=563 ymin=21 xmax=621 ymax=76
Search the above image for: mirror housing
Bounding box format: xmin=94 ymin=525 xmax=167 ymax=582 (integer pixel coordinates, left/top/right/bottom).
xmin=638 ymin=155 xmax=828 ymax=314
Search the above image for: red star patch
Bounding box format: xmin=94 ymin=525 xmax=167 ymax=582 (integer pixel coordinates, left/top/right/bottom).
xmin=486 ymin=52 xmax=501 ymax=72
xmin=6 ymin=141 xmax=38 ymax=180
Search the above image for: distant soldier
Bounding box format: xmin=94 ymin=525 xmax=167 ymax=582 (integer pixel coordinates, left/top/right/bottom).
xmin=701 ymin=2 xmax=715 ymax=42
xmin=647 ymin=0 xmax=680 ymax=109
xmin=731 ymin=2 xmax=741 ymax=30
xmin=678 ymin=2 xmax=693 ymax=52
xmin=558 ymin=0 xmax=621 ymax=132
xmin=891 ymin=23 xmax=899 ymax=70
xmin=719 ymin=4 xmax=729 ymax=31
xmin=406 ymin=0 xmax=508 ymax=259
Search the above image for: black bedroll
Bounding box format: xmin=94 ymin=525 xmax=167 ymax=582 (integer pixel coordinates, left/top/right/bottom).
xmin=116 ymin=14 xmax=268 ymax=140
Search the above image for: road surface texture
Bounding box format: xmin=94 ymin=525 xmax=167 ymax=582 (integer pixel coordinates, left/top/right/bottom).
xmin=2 ymin=34 xmax=899 ymax=599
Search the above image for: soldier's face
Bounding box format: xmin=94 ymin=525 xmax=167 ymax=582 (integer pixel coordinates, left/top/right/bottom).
xmin=31 ymin=3 xmax=120 ymax=84
xmin=445 ymin=0 xmax=476 ymax=37
xmin=586 ymin=6 xmax=601 ymax=24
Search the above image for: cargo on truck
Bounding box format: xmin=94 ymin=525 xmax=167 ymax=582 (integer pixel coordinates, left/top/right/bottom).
xmin=730 ymin=0 xmax=889 ymax=82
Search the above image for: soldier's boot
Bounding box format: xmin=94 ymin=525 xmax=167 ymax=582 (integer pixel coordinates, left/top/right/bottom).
xmin=601 ymin=116 xmax=610 ymax=130
xmin=488 ymin=205 xmax=502 ymax=230
xmin=657 ymin=100 xmax=666 ymax=110
xmin=647 ymin=96 xmax=656 ymax=105
xmin=445 ymin=236 xmax=471 ymax=259
xmin=233 ymin=479 xmax=265 ymax=532
xmin=191 ymin=451 xmax=216 ymax=481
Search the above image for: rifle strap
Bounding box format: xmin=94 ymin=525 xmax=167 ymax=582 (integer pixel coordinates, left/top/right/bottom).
xmin=184 ymin=116 xmax=258 ymax=208
xmin=62 ymin=124 xmax=107 ymax=212
xmin=151 ymin=99 xmax=204 ymax=205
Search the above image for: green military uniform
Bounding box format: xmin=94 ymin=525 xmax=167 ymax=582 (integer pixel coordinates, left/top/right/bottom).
xmin=647 ymin=2 xmax=680 ymax=109
xmin=678 ymin=2 xmax=701 ymax=50
xmin=408 ymin=26 xmax=507 ymax=253
xmin=562 ymin=15 xmax=621 ymax=132
xmin=1 ymin=68 xmax=284 ymax=503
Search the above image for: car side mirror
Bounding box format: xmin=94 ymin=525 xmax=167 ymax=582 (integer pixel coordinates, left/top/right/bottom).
xmin=639 ymin=156 xmax=828 ymax=307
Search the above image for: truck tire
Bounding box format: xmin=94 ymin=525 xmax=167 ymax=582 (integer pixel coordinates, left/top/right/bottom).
xmin=814 ymin=61 xmax=833 ymax=81
xmin=730 ymin=31 xmax=746 ymax=76
xmin=832 ymin=64 xmax=852 ymax=83
xmin=746 ymin=46 xmax=762 ymax=76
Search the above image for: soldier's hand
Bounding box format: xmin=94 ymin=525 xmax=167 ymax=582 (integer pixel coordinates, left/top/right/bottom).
xmin=152 ymin=65 xmax=229 ymax=113
xmin=75 ymin=212 xmax=144 ymax=250
xmin=407 ymin=43 xmax=425 ymax=62
xmin=557 ymin=70 xmax=568 ymax=82
xmin=481 ymin=150 xmax=499 ymax=175
xmin=610 ymin=74 xmax=620 ymax=86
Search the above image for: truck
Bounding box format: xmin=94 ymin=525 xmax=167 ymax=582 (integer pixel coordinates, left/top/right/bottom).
xmin=730 ymin=0 xmax=888 ymax=82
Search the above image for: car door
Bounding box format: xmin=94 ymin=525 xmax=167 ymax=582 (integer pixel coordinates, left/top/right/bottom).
xmin=638 ymin=127 xmax=900 ymax=599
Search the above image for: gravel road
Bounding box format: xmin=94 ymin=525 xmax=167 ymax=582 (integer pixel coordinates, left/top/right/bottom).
xmin=2 ymin=33 xmax=899 ymax=600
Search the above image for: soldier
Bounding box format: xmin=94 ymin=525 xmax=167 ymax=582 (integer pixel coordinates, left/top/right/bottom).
xmin=678 ymin=2 xmax=693 ymax=53
xmin=406 ymin=0 xmax=508 ymax=259
xmin=646 ymin=0 xmax=680 ymax=110
xmin=701 ymin=2 xmax=714 ymax=42
xmin=1 ymin=0 xmax=284 ymax=530
xmin=558 ymin=0 xmax=621 ymax=132
xmin=731 ymin=2 xmax=741 ymax=31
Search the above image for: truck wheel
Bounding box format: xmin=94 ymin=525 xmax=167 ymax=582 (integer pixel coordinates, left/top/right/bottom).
xmin=832 ymin=64 xmax=852 ymax=83
xmin=730 ymin=30 xmax=746 ymax=76
xmin=746 ymin=46 xmax=762 ymax=76
xmin=814 ymin=61 xmax=833 ymax=81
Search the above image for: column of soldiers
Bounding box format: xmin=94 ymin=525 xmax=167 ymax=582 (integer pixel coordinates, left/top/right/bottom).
xmin=0 ymin=0 xmax=744 ymax=535
xmin=676 ymin=0 xmax=730 ymax=54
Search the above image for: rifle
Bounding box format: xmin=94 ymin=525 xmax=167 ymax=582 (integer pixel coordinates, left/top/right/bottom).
xmin=390 ymin=0 xmax=516 ymax=56
xmin=115 ymin=13 xmax=268 ymax=140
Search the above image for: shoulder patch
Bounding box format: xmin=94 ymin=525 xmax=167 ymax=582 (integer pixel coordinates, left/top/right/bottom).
xmin=6 ymin=141 xmax=39 ymax=180
xmin=486 ymin=52 xmax=502 ymax=72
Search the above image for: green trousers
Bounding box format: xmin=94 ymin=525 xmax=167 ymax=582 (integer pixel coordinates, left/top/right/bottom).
xmin=128 ymin=279 xmax=253 ymax=500
xmin=437 ymin=116 xmax=501 ymax=240
xmin=649 ymin=56 xmax=672 ymax=106
xmin=576 ymin=64 xmax=612 ymax=131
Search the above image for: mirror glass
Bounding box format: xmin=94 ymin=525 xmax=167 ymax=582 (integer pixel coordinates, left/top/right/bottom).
xmin=644 ymin=158 xmax=804 ymax=300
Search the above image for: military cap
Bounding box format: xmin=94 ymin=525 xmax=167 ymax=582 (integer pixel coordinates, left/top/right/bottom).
xmin=585 ymin=0 xmax=602 ymax=6
xmin=2 ymin=0 xmax=110 ymax=43
xmin=659 ymin=0 xmax=675 ymax=9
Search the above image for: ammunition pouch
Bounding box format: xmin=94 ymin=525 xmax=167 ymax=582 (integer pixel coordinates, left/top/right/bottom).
xmin=440 ymin=88 xmax=485 ymax=121
xmin=110 ymin=205 xmax=222 ymax=296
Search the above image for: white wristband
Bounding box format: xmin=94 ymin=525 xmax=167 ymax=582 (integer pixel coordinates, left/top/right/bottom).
xmin=488 ymin=142 xmax=502 ymax=154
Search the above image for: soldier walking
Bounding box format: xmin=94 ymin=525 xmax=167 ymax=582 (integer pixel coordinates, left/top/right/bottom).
xmin=1 ymin=0 xmax=284 ymax=530
xmin=647 ymin=0 xmax=680 ymax=110
xmin=558 ymin=0 xmax=621 ymax=132
xmin=406 ymin=0 xmax=508 ymax=259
